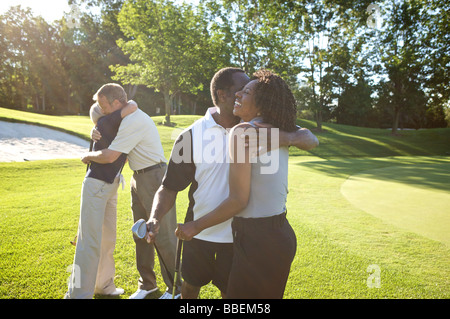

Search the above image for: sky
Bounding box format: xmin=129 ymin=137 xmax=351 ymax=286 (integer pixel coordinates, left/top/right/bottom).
xmin=0 ymin=0 xmax=72 ymax=22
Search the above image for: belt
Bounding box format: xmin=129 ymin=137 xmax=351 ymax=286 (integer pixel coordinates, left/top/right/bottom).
xmin=233 ymin=212 xmax=287 ymax=230
xmin=133 ymin=162 xmax=166 ymax=175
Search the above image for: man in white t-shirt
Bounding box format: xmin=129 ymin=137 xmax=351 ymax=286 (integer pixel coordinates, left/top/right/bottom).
xmin=82 ymin=84 xmax=181 ymax=299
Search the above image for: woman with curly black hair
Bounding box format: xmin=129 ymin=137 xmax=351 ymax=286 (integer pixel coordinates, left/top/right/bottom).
xmin=240 ymin=69 xmax=298 ymax=133
xmin=176 ymin=69 xmax=310 ymax=298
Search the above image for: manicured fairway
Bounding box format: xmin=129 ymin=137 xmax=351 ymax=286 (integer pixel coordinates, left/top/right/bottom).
xmin=341 ymin=161 xmax=450 ymax=245
xmin=1 ymin=109 xmax=449 ymax=299
xmin=285 ymin=156 xmax=450 ymax=299
xmin=1 ymin=156 xmax=449 ymax=299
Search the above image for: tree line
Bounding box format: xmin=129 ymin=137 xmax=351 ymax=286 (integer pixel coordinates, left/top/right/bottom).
xmin=0 ymin=0 xmax=448 ymax=132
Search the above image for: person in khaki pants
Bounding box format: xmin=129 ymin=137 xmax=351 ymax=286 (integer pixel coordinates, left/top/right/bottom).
xmin=70 ymin=174 xmax=121 ymax=298
xmin=66 ymin=84 xmax=137 ymax=299
xmin=83 ymin=84 xmax=181 ymax=299
xmin=130 ymin=162 xmax=178 ymax=299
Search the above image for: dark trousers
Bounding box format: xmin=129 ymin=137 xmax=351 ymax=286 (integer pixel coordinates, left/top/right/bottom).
xmin=227 ymin=213 xmax=297 ymax=299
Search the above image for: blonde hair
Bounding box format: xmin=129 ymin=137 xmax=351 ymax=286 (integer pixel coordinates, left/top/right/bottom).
xmin=89 ymin=102 xmax=104 ymax=124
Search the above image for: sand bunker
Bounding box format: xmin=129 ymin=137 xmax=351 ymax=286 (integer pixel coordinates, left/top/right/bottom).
xmin=0 ymin=120 xmax=90 ymax=162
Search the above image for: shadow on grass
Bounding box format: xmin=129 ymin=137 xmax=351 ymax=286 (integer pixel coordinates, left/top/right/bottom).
xmin=293 ymin=120 xmax=450 ymax=158
xmin=296 ymin=156 xmax=450 ymax=192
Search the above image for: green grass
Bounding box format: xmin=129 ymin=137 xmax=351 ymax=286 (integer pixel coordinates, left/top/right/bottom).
xmin=0 ymin=107 xmax=449 ymax=299
xmin=291 ymin=120 xmax=450 ymax=158
xmin=341 ymin=161 xmax=450 ymax=245
xmin=286 ymin=156 xmax=450 ymax=298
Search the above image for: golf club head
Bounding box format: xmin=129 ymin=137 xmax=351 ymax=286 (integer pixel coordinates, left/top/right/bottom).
xmin=131 ymin=219 xmax=147 ymax=239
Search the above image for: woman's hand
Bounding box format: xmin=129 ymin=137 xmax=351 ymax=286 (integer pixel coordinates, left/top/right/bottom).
xmin=90 ymin=127 xmax=102 ymax=142
xmin=81 ymin=153 xmax=91 ymax=165
xmin=175 ymin=222 xmax=200 ymax=241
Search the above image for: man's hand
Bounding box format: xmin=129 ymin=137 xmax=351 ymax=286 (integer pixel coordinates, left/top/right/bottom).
xmin=145 ymin=218 xmax=160 ymax=244
xmin=254 ymin=122 xmax=319 ymax=151
xmin=232 ymin=122 xmax=269 ymax=159
xmin=91 ymin=127 xmax=102 ymax=142
xmin=251 ymin=122 xmax=275 ymax=156
xmin=175 ymin=222 xmax=200 ymax=241
xmin=288 ymin=128 xmax=319 ymax=151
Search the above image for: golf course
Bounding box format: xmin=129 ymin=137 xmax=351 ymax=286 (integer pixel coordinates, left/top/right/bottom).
xmin=0 ymin=106 xmax=449 ymax=299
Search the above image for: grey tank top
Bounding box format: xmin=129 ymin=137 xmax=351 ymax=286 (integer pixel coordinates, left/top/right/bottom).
xmin=235 ymin=118 xmax=289 ymax=219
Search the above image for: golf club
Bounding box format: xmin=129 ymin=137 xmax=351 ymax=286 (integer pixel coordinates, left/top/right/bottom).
xmin=172 ymin=237 xmax=183 ymax=299
xmin=131 ymin=219 xmax=175 ymax=292
xmin=154 ymin=241 xmax=174 ymax=286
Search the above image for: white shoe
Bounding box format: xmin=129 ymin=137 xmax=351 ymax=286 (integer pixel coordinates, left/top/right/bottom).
xmin=129 ymin=288 xmax=158 ymax=299
xmin=108 ymin=288 xmax=125 ymax=296
xmin=96 ymin=288 xmax=124 ymax=297
xmin=159 ymin=292 xmax=181 ymax=299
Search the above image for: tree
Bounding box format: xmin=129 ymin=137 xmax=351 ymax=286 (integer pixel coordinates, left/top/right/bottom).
xmin=0 ymin=6 xmax=68 ymax=113
xmin=111 ymin=0 xmax=219 ymax=124
xmin=28 ymin=16 xmax=68 ymax=113
xmin=0 ymin=2 xmax=132 ymax=114
xmin=370 ymin=0 xmax=447 ymax=133
xmin=0 ymin=6 xmax=35 ymax=109
xmin=420 ymin=0 xmax=450 ymax=128
xmin=60 ymin=6 xmax=131 ymax=114
xmin=203 ymin=0 xmax=301 ymax=83
xmin=271 ymin=0 xmax=374 ymax=130
xmin=334 ymin=76 xmax=373 ymax=127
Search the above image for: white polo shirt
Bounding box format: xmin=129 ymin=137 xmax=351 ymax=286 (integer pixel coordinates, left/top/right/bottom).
xmin=162 ymin=107 xmax=233 ymax=243
xmin=108 ymin=109 xmax=166 ymax=171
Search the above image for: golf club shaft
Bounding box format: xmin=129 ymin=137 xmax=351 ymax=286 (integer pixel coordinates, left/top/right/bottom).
xmin=172 ymin=238 xmax=183 ymax=299
xmin=153 ymin=241 xmax=174 ymax=286
xmin=132 ymin=219 xmax=176 ymax=296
